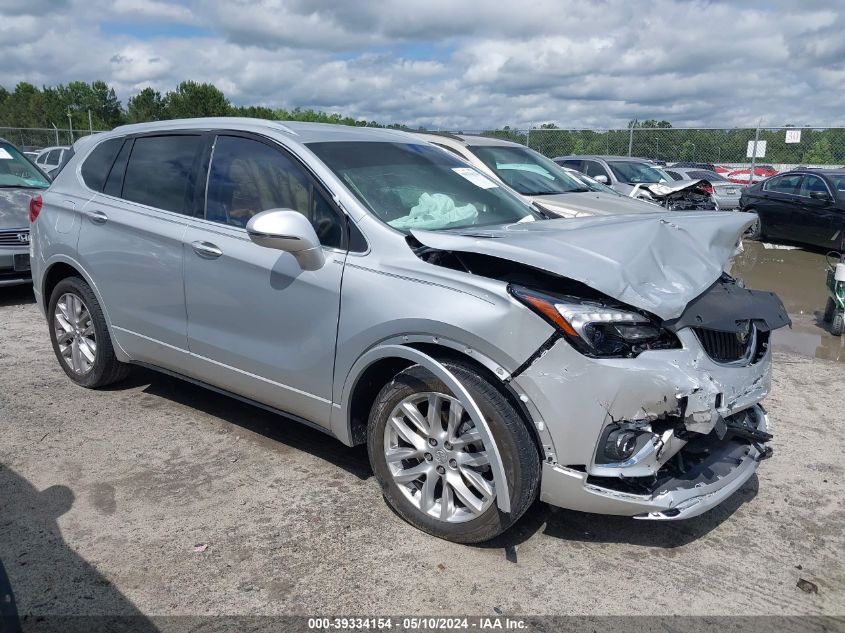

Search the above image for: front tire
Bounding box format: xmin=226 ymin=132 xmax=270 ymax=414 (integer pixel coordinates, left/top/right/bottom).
xmin=832 ymin=310 xmax=844 ymax=337
xmin=744 ymin=210 xmax=763 ymax=240
xmin=367 ymin=362 xmax=540 ymax=543
xmin=48 ymin=277 xmax=130 ymax=388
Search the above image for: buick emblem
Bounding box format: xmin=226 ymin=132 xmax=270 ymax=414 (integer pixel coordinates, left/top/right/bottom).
xmin=16 ymin=233 xmax=30 ymax=244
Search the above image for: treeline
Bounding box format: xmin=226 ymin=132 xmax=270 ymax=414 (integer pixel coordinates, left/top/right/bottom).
xmin=0 ymin=80 xmax=402 ymax=131
xmin=479 ymin=122 xmax=845 ymax=165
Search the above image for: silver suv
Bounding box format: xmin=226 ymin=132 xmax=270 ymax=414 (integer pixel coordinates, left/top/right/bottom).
xmin=31 ymin=118 xmax=788 ymax=543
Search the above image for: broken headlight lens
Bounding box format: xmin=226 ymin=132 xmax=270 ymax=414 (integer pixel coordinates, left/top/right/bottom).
xmin=510 ymin=285 xmax=680 ymax=358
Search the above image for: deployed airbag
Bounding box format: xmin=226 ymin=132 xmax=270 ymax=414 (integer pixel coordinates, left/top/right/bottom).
xmin=389 ymin=193 xmax=478 ymax=230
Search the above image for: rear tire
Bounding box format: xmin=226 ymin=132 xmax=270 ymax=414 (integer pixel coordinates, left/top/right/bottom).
xmin=367 ymin=362 xmax=539 ymax=543
xmin=832 ymin=310 xmax=844 ymax=337
xmin=48 ymin=277 xmax=130 ymax=388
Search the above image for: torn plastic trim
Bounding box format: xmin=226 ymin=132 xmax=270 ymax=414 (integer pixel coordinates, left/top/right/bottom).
xmin=665 ymin=277 xmax=791 ymax=334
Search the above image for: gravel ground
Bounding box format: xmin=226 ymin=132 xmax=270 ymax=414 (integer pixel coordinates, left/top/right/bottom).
xmin=1 ymin=283 xmax=843 ymax=619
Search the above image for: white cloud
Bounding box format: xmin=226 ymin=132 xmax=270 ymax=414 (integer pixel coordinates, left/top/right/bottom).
xmin=0 ymin=0 xmax=843 ymax=129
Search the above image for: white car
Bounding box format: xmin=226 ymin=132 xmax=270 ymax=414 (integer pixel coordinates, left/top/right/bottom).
xmin=33 ymin=146 xmax=71 ymax=174
xmin=411 ymin=133 xmax=661 ymax=218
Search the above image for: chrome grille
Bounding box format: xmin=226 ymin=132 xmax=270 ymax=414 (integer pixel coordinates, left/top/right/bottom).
xmin=694 ymin=326 xmax=763 ymax=364
xmin=0 ymin=229 xmax=30 ymax=247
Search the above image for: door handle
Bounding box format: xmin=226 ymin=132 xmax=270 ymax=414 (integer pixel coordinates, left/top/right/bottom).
xmin=191 ymin=240 xmax=223 ymax=259
xmin=84 ymin=209 xmax=109 ymax=224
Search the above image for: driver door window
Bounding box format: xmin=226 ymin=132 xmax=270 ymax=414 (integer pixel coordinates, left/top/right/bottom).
xmin=583 ymin=160 xmax=610 ymax=181
xmin=206 ymin=135 xmax=345 ymax=248
xmin=799 ymin=175 xmax=829 ymax=198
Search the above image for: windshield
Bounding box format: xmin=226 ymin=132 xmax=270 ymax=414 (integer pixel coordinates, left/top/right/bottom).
xmin=308 ymin=141 xmax=539 ymax=231
xmin=0 ymin=142 xmax=50 ymax=189
xmin=608 ymin=161 xmax=666 ymax=185
xmin=468 ymin=145 xmax=589 ymax=195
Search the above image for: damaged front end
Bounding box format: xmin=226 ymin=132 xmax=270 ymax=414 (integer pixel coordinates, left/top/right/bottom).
xmin=630 ymin=180 xmax=717 ymax=211
xmin=410 ymin=212 xmax=789 ymax=520
xmin=509 ymin=277 xmax=788 ymax=520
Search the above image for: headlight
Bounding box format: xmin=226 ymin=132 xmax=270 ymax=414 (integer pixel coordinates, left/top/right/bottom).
xmin=509 ymin=285 xmax=681 ymax=358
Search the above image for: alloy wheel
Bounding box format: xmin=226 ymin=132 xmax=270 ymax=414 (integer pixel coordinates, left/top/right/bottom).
xmin=54 ymin=292 xmax=97 ymax=375
xmin=383 ymin=391 xmax=495 ymax=523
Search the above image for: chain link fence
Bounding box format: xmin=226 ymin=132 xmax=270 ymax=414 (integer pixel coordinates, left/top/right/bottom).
xmin=0 ymin=127 xmax=104 ymax=151
xmin=451 ymin=126 xmax=845 ymax=170
xmin=4 ymin=124 xmax=845 ymax=171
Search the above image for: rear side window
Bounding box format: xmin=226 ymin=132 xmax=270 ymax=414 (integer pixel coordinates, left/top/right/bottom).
xmin=81 ymin=138 xmax=123 ymax=191
xmin=765 ymin=174 xmax=802 ymax=195
xmin=122 ymin=135 xmax=203 ymax=213
xmin=799 ymin=175 xmax=829 ymax=197
xmin=665 ymin=170 xmax=682 ymax=180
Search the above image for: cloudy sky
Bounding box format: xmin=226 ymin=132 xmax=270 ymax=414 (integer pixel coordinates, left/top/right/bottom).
xmin=1 ymin=0 xmax=843 ymax=129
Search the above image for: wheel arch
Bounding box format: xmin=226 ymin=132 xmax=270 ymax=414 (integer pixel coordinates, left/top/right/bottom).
xmin=40 ymin=256 xmax=130 ymax=362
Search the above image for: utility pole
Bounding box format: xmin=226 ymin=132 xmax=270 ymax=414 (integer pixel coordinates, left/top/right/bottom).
xmin=67 ymin=109 xmax=73 ymax=144
xmin=526 ymin=127 xmax=531 ymax=150
xmin=51 ymin=123 xmax=59 ymax=145
xmin=88 ymin=109 xmax=93 ymax=135
xmin=628 ymin=119 xmax=636 ymax=157
xmin=749 ymin=118 xmax=762 ymax=185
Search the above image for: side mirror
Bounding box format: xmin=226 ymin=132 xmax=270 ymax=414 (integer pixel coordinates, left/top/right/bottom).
xmin=246 ymin=209 xmax=325 ymax=271
xmin=809 ymin=190 xmax=831 ymax=201
xmin=594 ymin=174 xmax=609 ymax=184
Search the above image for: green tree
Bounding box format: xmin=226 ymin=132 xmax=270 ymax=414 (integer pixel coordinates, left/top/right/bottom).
xmin=127 ymin=87 xmax=165 ymax=123
xmin=803 ymin=137 xmax=835 ymax=166
xmin=164 ymin=81 xmax=231 ymax=119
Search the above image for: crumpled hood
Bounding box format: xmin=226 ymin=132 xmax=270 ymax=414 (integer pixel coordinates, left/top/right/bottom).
xmin=0 ymin=188 xmax=38 ymax=230
xmin=533 ymin=191 xmax=661 ymax=217
xmin=412 ymin=211 xmax=756 ymax=320
xmin=631 ymin=179 xmax=706 ymax=198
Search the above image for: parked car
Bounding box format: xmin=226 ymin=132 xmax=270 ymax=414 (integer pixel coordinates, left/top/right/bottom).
xmin=33 ymin=145 xmax=71 ymax=174
xmin=740 ymin=169 xmax=845 ymax=249
xmin=726 ymin=165 xmax=778 ymax=185
xmin=664 ymin=167 xmax=743 ymax=209
xmin=0 ymin=138 xmax=51 ymax=287
xmin=555 ymin=155 xmax=717 ymax=210
xmin=411 ymin=133 xmax=660 ymax=217
xmin=32 ymin=118 xmax=788 ymax=543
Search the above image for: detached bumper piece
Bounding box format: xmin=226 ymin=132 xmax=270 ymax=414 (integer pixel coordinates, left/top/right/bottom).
xmin=540 ymin=405 xmax=770 ymax=520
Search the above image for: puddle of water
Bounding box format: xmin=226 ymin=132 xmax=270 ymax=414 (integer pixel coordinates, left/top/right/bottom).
xmin=732 ymin=240 xmax=844 ymax=362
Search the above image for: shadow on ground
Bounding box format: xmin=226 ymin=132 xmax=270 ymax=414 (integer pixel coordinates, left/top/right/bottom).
xmin=0 ymin=464 xmax=158 ymax=632
xmin=0 ymin=285 xmax=35 ymax=309
xmin=116 ymin=366 xmax=372 ymax=480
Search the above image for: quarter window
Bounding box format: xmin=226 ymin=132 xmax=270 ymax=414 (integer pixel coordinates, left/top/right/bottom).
xmin=205 ymin=135 xmax=345 ymax=249
xmin=81 ymin=138 xmax=123 ymax=192
xmin=765 ymin=174 xmax=802 ymax=195
xmin=122 ymin=135 xmax=203 ymax=214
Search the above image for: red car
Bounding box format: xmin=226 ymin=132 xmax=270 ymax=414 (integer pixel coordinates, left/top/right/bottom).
xmin=726 ymin=166 xmax=778 ymax=185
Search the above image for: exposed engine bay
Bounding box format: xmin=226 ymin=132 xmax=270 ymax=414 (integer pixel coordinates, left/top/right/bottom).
xmin=630 ymin=180 xmax=717 ymax=211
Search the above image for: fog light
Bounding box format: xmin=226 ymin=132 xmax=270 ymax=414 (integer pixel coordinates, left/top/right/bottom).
xmin=604 ymin=429 xmax=641 ymax=461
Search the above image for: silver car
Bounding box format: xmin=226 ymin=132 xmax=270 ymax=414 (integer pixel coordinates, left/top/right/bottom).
xmin=0 ymin=138 xmax=50 ymax=287
xmin=411 ymin=133 xmax=660 ymax=218
xmin=32 ymin=118 xmax=788 ymax=543
xmin=555 ymin=155 xmax=718 ymax=210
xmin=665 ymin=166 xmax=743 ymax=209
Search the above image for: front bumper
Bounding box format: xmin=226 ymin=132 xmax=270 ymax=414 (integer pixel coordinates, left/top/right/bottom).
xmin=511 ymin=328 xmax=773 ymax=519
xmin=539 ymin=405 xmax=768 ymax=519
xmin=0 ymin=249 xmax=32 ymax=287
